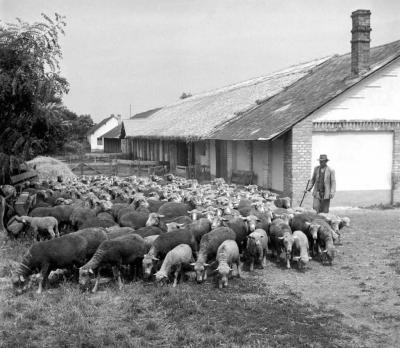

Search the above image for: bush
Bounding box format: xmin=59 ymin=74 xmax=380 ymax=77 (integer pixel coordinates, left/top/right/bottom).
xmin=63 ymin=141 xmax=89 ymax=155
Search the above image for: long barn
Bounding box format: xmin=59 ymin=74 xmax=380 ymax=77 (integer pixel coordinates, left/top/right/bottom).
xmin=120 ymin=10 xmax=400 ymax=207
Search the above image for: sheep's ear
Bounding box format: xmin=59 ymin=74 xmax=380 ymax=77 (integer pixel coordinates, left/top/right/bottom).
xmin=278 ymin=237 xmax=284 ymax=240
xmin=204 ymin=263 xmax=210 ymax=267
xmin=152 ymin=257 xmax=159 ymax=261
xmin=157 ymin=214 xmax=165 ymax=218
xmin=89 ymin=269 xmax=94 ymax=275
xmin=304 ymin=222 xmax=311 ymax=228
xmin=190 ymin=262 xmax=196 ymax=266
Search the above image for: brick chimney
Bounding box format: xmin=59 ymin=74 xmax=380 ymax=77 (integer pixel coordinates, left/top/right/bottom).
xmin=351 ymin=9 xmax=372 ymax=76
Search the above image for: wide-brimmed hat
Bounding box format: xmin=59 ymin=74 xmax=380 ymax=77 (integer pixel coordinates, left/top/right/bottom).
xmin=318 ymin=154 xmax=329 ymax=162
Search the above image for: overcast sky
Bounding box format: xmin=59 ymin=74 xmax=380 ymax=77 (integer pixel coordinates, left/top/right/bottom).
xmin=2 ymin=0 xmax=400 ymax=123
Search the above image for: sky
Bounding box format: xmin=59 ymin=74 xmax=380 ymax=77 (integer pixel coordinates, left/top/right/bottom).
xmin=2 ymin=0 xmax=400 ymax=123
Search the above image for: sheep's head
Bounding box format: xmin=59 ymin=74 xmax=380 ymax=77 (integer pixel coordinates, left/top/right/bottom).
xmin=191 ymin=262 xmax=209 ymax=283
xmin=154 ymin=271 xmax=168 ymax=284
xmin=216 ymin=263 xmax=232 ymax=289
xmin=142 ymin=254 xmax=158 ymax=278
xmin=78 ymin=268 xmax=94 ymax=291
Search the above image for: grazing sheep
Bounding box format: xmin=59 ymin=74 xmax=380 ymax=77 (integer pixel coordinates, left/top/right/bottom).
xmin=188 ymin=218 xmax=211 ymax=244
xmin=144 ymin=235 xmax=159 ymax=251
xmin=291 ymin=230 xmax=311 ymax=269
xmin=119 ymin=210 xmax=150 ymax=229
xmin=14 ymin=216 xmax=59 ymax=240
xmin=216 ymin=240 xmax=240 ymax=289
xmin=79 ymin=234 xmax=146 ymax=292
xmin=134 ymin=226 xmax=164 ymax=238
xmin=12 ymin=234 xmax=89 ymax=294
xmin=315 ymin=222 xmax=336 ymax=265
xmin=106 ymin=227 xmax=137 ymax=240
xmin=269 ymin=219 xmax=294 ymax=269
xmin=246 ymin=229 xmax=268 ymax=272
xmin=142 ymin=228 xmax=198 ymax=278
xmin=192 ymin=227 xmax=236 ymax=283
xmin=70 ymin=227 xmax=109 ymax=257
xmin=154 ymin=244 xmax=193 ymax=287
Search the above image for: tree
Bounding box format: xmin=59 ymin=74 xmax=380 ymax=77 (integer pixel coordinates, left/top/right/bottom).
xmin=0 ymin=13 xmax=69 ymax=160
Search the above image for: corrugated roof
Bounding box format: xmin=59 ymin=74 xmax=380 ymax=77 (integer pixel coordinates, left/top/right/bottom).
xmin=124 ymin=57 xmax=331 ymax=140
xmin=102 ymin=124 xmax=122 ymax=139
xmin=87 ymin=115 xmax=117 ymax=135
xmin=211 ymin=40 xmax=400 ymax=140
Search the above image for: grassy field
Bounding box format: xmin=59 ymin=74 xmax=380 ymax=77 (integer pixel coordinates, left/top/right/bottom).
xmin=1 ymin=209 xmax=399 ymax=348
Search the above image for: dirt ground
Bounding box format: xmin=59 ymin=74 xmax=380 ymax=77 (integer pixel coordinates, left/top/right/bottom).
xmin=248 ymin=208 xmax=400 ymax=347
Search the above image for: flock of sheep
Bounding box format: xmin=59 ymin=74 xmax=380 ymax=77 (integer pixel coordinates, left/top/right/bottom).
xmin=5 ymin=174 xmax=350 ymax=294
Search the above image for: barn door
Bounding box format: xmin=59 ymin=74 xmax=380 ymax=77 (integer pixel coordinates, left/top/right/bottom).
xmin=215 ymin=140 xmax=227 ymax=179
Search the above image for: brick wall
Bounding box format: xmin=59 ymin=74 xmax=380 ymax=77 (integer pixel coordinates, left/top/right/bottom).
xmin=284 ymin=118 xmax=314 ymax=207
xmin=392 ymin=129 xmax=400 ymax=203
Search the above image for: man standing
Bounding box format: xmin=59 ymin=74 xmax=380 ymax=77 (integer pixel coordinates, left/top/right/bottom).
xmin=307 ymin=154 xmax=336 ymax=213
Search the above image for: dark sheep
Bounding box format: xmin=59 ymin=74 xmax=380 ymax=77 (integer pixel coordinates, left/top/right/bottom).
xmin=30 ymin=205 xmax=74 ymax=230
xmin=192 ymin=227 xmax=236 ymax=283
xmin=157 ymin=202 xmax=194 ymax=219
xmin=147 ymin=199 xmax=166 ymax=213
xmin=142 ymin=227 xmax=198 ymax=278
xmin=269 ymin=219 xmax=294 ymax=269
xmin=119 ymin=211 xmax=150 ymax=229
xmin=79 ymin=234 xmax=147 ymax=292
xmin=134 ymin=226 xmax=164 ymax=238
xmin=11 ymin=234 xmax=89 ymax=294
xmin=106 ymin=226 xmax=137 ymax=240
xmin=79 ymin=217 xmax=117 ymax=230
xmin=188 ymin=218 xmax=211 ymax=244
xmin=69 ymin=227 xmax=109 ymax=258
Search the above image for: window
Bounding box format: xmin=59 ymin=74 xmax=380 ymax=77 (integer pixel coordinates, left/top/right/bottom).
xmin=97 ymin=137 xmax=103 ymax=145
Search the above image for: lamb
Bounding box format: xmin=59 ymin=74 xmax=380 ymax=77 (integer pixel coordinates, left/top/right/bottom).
xmin=191 ymin=227 xmax=236 ymax=283
xmin=142 ymin=227 xmax=198 ymax=278
xmin=12 ymin=234 xmax=89 ymax=294
xmin=246 ymin=229 xmax=268 ymax=272
xmin=216 ymin=240 xmax=240 ymax=289
xmin=14 ymin=216 xmax=59 ymax=240
xmin=154 ymin=244 xmax=193 ymax=287
xmin=79 ymin=234 xmax=147 ymax=292
xmin=291 ymin=230 xmax=311 ymax=269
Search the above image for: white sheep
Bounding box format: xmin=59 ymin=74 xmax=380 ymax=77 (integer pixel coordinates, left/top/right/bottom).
xmin=216 ymin=239 xmax=240 ymax=289
xmin=154 ymin=244 xmax=193 ymax=287
xmin=15 ymin=216 xmax=59 ymax=240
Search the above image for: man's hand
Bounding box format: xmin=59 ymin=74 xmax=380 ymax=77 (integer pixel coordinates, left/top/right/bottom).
xmin=329 ymin=193 xmax=334 ymax=199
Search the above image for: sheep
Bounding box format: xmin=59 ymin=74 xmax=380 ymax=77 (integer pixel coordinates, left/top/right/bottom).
xmin=12 ymin=234 xmax=89 ymax=294
xmin=79 ymin=234 xmax=147 ymax=292
xmin=191 ymin=227 xmax=236 ymax=283
xmin=105 ymin=226 xmax=137 ymax=240
xmin=79 ymin=217 xmax=118 ymax=230
xmin=315 ymin=222 xmax=336 ymax=265
xmin=188 ymin=218 xmax=211 ymax=244
xmin=14 ymin=216 xmax=59 ymax=240
xmin=145 ymin=212 xmax=192 ymax=232
xmin=134 ymin=226 xmax=164 ymax=238
xmin=142 ymin=227 xmax=198 ymax=278
xmin=157 ymin=202 xmax=194 ymax=219
xmin=29 ymin=205 xmax=74 ymax=231
xmin=154 ymin=244 xmax=193 ymax=287
xmin=269 ymin=219 xmax=294 ymax=269
xmin=144 ymin=235 xmax=159 ymax=251
xmin=216 ymin=240 xmax=240 ymax=289
xmin=291 ymin=230 xmax=311 ymax=269
xmin=119 ymin=210 xmax=150 ymax=229
xmin=246 ymin=229 xmax=269 ymax=272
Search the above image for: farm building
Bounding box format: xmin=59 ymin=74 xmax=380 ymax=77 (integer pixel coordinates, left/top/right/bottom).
xmin=87 ymin=115 xmax=120 ymax=152
xmin=102 ymin=123 xmax=125 ymax=153
xmin=122 ymin=10 xmax=400 ymax=207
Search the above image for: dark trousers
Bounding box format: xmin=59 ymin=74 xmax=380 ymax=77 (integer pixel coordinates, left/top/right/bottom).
xmin=313 ymin=196 xmax=330 ymax=213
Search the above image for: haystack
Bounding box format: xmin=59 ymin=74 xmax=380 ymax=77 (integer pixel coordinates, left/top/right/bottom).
xmin=27 ymin=156 xmax=76 ymax=181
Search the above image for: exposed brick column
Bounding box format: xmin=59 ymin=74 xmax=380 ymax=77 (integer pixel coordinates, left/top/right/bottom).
xmin=286 ymin=118 xmax=314 ymax=207
xmin=392 ymin=129 xmax=400 ymax=203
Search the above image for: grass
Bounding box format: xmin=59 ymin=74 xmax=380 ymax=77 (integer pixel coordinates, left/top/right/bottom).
xmin=0 ymin=278 xmax=357 ymax=348
xmin=1 ymin=208 xmax=400 ymax=348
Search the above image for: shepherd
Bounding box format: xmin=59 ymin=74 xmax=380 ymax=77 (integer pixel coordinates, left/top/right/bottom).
xmin=306 ymin=154 xmax=336 ymax=213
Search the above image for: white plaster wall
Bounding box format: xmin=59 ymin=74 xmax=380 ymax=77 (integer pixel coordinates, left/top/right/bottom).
xmin=89 ymin=118 xmax=119 ymax=152
xmin=252 ymin=141 xmax=269 ymax=187
xmin=235 ymin=141 xmax=250 ymax=170
xmin=312 ymin=132 xmax=393 ymax=190
xmin=313 ymin=58 xmax=400 ymax=122
xmin=271 ymin=137 xmax=284 ymax=191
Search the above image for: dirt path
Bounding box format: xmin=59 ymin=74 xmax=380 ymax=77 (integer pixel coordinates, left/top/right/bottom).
xmin=244 ymin=209 xmax=400 ymax=348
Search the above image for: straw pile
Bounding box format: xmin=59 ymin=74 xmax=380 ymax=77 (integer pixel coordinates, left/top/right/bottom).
xmin=27 ymin=156 xmax=76 ymax=181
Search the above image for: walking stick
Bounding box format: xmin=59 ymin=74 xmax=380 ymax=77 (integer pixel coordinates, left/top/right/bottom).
xmin=299 ymin=179 xmax=310 ymax=207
